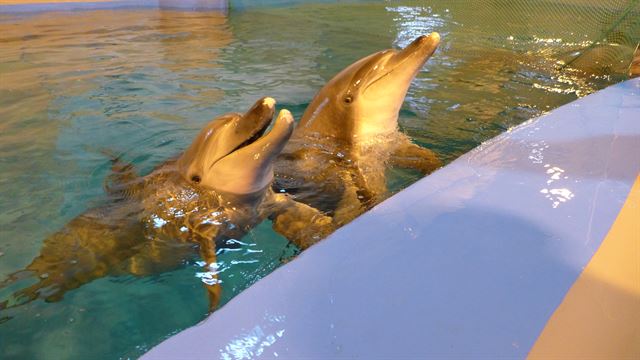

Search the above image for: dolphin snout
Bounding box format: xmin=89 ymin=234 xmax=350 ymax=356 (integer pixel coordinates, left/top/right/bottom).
xmin=391 ymin=32 xmax=441 ymax=66
xmin=409 ymin=32 xmax=440 ymax=51
xmin=416 ymin=32 xmax=440 ymax=45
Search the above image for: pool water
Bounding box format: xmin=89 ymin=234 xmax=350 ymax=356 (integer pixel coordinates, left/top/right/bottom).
xmin=0 ymin=1 xmax=636 ymax=359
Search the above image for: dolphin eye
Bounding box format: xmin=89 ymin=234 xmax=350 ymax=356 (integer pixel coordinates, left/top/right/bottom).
xmin=191 ymin=175 xmax=201 ymax=184
xmin=343 ymin=95 xmax=353 ymax=104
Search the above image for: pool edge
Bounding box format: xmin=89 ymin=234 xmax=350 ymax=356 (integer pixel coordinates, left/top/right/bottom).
xmin=143 ymin=78 xmax=640 ymax=359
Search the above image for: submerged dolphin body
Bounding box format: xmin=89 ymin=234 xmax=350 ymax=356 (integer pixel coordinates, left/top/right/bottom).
xmin=1 ymin=98 xmax=330 ymax=312
xmin=274 ymin=34 xmax=442 ymax=248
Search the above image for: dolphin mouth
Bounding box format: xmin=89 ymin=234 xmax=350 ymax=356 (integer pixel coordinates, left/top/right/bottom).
xmin=228 ymin=109 xmax=294 ymax=160
xmin=207 ymin=109 xmax=294 ymax=194
xmin=363 ymin=32 xmax=440 ymax=92
xmin=229 ymin=117 xmax=271 ymax=154
xmin=208 ymin=97 xmax=276 ymax=169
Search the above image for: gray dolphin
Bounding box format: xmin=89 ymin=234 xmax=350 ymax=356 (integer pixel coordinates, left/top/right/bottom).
xmin=274 ymin=33 xmax=442 ymax=248
xmin=1 ymin=98 xmax=331 ymax=313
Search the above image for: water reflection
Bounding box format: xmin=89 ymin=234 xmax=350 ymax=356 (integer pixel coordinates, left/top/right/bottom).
xmin=220 ymin=313 xmax=286 ymax=360
xmin=523 ymin=130 xmax=576 ymax=208
xmin=540 ymin=165 xmax=575 ymax=208
xmin=0 ymin=8 xmax=239 ymax=360
xmin=388 ymin=6 xmax=451 ymax=47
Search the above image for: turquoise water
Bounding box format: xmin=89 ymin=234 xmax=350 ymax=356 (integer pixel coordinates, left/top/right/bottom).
xmin=0 ymin=1 xmax=636 ymax=359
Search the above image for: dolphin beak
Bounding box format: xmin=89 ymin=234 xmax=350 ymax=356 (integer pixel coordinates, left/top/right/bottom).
xmin=394 ymin=32 xmax=440 ymax=66
xmin=362 ymin=32 xmax=440 ymax=93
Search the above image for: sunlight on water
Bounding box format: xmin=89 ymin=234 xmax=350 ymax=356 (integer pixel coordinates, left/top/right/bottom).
xmin=0 ymin=1 xmax=636 ymax=359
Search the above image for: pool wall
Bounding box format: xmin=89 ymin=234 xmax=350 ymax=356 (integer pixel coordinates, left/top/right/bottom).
xmin=2 ymin=0 xmax=633 ymax=12
xmin=0 ymin=0 xmax=228 ymax=12
xmin=0 ymin=0 xmax=365 ymax=11
xmin=143 ymin=78 xmax=640 ymax=359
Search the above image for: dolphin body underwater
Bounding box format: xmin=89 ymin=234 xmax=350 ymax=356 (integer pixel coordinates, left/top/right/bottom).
xmin=274 ymin=33 xmax=442 ymax=248
xmin=0 ymin=98 xmax=332 ymax=312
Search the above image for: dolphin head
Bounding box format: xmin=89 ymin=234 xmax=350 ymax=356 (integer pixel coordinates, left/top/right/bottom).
xmin=177 ymin=97 xmax=294 ymax=195
xmin=298 ymin=33 xmax=440 ymax=143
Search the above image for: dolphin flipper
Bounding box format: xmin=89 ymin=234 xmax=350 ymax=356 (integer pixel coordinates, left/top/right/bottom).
xmin=102 ymin=151 xmax=144 ymax=199
xmin=0 ymin=270 xmax=40 ymax=311
xmin=389 ymin=139 xmax=441 ymax=175
xmin=120 ymin=240 xmax=197 ymax=276
xmin=333 ymin=171 xmax=370 ymax=226
xmin=270 ymin=194 xmax=335 ymax=250
xmin=125 ymin=226 xmax=223 ymax=312
xmin=197 ymin=234 xmax=222 ymax=312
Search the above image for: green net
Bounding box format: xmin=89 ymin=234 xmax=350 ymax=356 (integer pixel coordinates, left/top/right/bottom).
xmin=444 ymin=0 xmax=640 ymax=76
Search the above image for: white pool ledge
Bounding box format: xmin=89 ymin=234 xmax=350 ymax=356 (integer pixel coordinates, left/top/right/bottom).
xmin=144 ymin=78 xmax=640 ymax=359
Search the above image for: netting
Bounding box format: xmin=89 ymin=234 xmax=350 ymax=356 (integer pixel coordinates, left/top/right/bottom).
xmin=453 ymin=0 xmax=640 ymax=77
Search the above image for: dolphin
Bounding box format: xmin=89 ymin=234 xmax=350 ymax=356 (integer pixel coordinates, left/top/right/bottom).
xmin=0 ymin=98 xmax=331 ymax=313
xmin=274 ymin=33 xmax=442 ymax=246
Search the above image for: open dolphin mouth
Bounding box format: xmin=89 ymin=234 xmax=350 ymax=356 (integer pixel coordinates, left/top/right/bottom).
xmin=208 ymin=97 xmax=276 ymax=170
xmin=230 ymin=109 xmax=294 ymax=159
xmin=207 ymin=109 xmax=294 ymax=194
xmin=229 ymin=117 xmax=271 ymax=154
xmin=232 ymin=96 xmax=277 ymax=153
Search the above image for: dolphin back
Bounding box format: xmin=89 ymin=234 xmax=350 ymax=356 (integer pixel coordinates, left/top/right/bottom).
xmin=0 ymin=204 xmax=146 ymax=312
